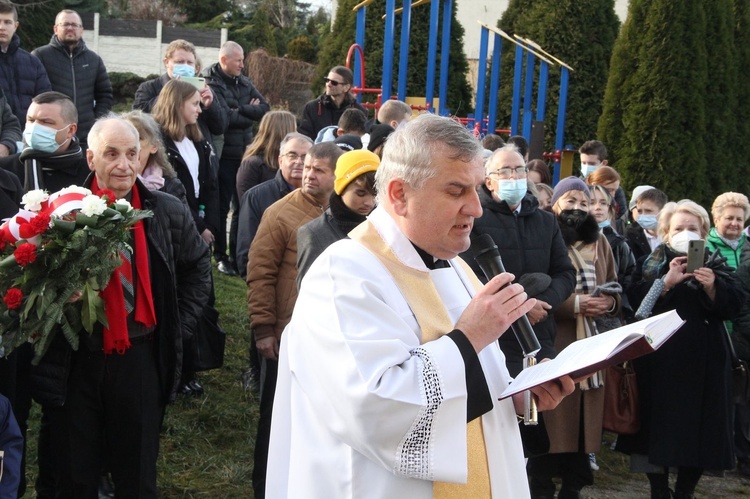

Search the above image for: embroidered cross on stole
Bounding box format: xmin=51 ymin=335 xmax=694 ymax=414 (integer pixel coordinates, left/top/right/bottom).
xmin=350 ymin=221 xmax=492 ymax=498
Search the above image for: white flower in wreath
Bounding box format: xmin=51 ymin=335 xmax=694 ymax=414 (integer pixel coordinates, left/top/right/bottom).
xmin=114 ymin=199 xmax=133 ymax=212
xmin=21 ymin=189 xmax=49 ymax=212
xmin=80 ymin=195 xmax=108 ymax=217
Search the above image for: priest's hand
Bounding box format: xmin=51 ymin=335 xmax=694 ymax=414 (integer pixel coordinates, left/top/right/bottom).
xmin=512 ymin=372 xmax=575 ymax=413
xmin=455 ymin=272 xmax=536 ymax=353
xmin=257 ymin=336 xmax=279 ymax=361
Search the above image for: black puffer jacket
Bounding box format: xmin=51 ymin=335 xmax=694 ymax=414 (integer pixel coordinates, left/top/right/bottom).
xmin=31 ymin=179 xmax=212 ymax=406
xmin=32 ymin=36 xmax=113 ymax=145
xmin=204 ymin=63 xmax=269 ymax=161
xmin=0 ymin=88 xmax=20 ymax=154
xmin=236 ymin=169 xmax=292 ymax=279
xmin=132 ymin=73 xmax=229 ymax=144
xmin=298 ymin=93 xmax=367 ymax=140
xmin=0 ymin=34 xmax=51 ymax=123
xmin=162 ymin=135 xmax=220 ymax=237
xmin=460 ymin=188 xmax=576 ymax=375
xmin=0 ymin=137 xmax=88 ymax=192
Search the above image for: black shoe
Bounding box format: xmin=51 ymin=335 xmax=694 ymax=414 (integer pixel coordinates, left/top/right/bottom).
xmin=188 ymin=379 xmax=204 ymax=396
xmin=217 ymin=260 xmax=238 ymax=276
xmin=98 ymin=474 xmax=115 ymax=499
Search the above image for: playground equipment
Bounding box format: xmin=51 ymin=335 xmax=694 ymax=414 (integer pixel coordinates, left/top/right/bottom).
xmin=347 ymin=0 xmax=574 ymax=183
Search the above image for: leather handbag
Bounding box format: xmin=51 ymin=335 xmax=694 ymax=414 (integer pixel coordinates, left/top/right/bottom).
xmin=193 ymin=304 xmax=226 ymax=372
xmin=723 ymin=323 xmax=750 ymax=405
xmin=602 ymin=362 xmax=641 ymax=434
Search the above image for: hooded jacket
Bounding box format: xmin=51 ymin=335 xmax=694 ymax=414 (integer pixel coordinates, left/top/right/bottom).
xmin=32 ymin=36 xmax=113 ymax=145
xmin=0 ymin=34 xmax=51 ymax=123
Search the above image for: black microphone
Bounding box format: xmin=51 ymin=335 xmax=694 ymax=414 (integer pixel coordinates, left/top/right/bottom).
xmin=470 ymin=233 xmax=541 ymax=358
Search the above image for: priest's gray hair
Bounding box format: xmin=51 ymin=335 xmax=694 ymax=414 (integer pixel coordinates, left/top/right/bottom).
xmin=375 ymin=113 xmax=483 ymax=204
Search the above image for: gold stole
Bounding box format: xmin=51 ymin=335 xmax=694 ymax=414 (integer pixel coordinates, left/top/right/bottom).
xmin=350 ymin=221 xmax=492 ymax=498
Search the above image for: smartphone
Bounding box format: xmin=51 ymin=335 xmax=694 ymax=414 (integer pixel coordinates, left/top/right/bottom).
xmin=180 ymin=76 xmax=206 ymax=90
xmin=686 ymin=239 xmax=706 ymax=273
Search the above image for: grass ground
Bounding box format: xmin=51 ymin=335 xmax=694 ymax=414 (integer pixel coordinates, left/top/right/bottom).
xmin=20 ymin=269 xmax=750 ymax=497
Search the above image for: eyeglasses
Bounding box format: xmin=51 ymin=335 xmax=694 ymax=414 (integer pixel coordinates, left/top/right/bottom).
xmin=282 ymin=152 xmax=306 ymax=162
xmin=323 ymin=77 xmax=346 ymax=87
xmin=488 ymin=166 xmax=528 ymax=179
xmin=57 ymin=22 xmax=82 ymax=29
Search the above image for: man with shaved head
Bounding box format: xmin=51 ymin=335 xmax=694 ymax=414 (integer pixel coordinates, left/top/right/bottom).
xmin=205 ymin=40 xmax=270 ymax=275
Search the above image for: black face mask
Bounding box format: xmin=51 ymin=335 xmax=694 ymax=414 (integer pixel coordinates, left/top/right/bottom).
xmin=559 ymin=209 xmax=588 ymax=229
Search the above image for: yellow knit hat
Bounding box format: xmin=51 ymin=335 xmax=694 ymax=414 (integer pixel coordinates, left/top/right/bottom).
xmin=334 ymin=149 xmax=380 ymax=195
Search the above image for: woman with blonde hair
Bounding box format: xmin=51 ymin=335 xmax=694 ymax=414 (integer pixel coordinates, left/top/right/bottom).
xmin=707 ymin=192 xmax=750 ymax=269
xmin=617 ymin=199 xmax=743 ymax=498
xmin=121 ymin=110 xmax=186 ymax=202
xmin=236 ymin=110 xmax=297 ymax=199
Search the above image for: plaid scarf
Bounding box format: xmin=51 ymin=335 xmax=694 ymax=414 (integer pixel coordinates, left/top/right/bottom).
xmin=569 ymin=240 xmax=603 ymax=390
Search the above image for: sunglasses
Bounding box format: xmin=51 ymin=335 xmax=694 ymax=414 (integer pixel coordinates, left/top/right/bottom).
xmin=324 ymin=77 xmax=346 ymax=87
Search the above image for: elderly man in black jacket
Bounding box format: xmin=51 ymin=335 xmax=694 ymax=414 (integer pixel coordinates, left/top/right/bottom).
xmin=32 ymin=116 xmax=211 ymax=497
xmin=32 ymin=9 xmax=113 ymax=148
xmin=461 ymin=145 xmax=576 ymax=376
xmin=204 ymin=41 xmax=269 ymax=275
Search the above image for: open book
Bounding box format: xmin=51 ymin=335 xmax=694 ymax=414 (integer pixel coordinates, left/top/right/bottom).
xmin=499 ymin=310 xmax=685 ymax=400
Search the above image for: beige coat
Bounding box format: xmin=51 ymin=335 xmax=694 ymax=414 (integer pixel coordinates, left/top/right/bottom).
xmin=544 ymin=233 xmax=620 ymax=454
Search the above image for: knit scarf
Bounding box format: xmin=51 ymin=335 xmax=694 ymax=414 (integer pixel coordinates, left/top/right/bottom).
xmin=91 ymin=178 xmax=156 ymax=354
xmin=328 ymin=192 xmax=367 ymax=234
xmin=350 ymin=220 xmax=491 ymax=498
xmin=568 ymin=240 xmax=603 ymax=390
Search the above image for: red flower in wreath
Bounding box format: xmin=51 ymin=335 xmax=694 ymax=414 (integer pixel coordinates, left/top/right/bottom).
xmin=29 ymin=213 xmax=51 ymax=235
xmin=100 ymin=189 xmax=117 ymax=205
xmin=4 ymin=288 xmax=23 ymax=310
xmin=13 ymin=242 xmax=37 ymax=266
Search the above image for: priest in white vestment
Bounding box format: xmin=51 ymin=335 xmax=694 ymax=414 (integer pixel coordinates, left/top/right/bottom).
xmin=266 ymin=114 xmax=575 ymax=499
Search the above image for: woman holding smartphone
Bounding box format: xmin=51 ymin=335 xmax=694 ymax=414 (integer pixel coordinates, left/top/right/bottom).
xmin=617 ymin=200 xmax=743 ymax=499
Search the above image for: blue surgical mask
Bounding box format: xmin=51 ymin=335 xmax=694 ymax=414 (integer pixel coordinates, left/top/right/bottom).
xmin=172 ymin=64 xmax=195 ymax=78
xmin=581 ymin=164 xmax=600 ymax=178
xmin=598 ymin=220 xmax=611 ymax=229
xmin=23 ymin=122 xmax=70 ymax=153
xmin=637 ymin=214 xmax=658 ymax=230
xmin=495 ymin=178 xmax=527 ymax=207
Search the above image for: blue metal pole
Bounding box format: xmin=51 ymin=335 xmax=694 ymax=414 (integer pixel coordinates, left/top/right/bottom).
xmin=397 ymin=0 xmax=412 ymax=100
xmin=536 ymin=60 xmax=549 ymax=122
xmin=382 ymin=0 xmax=396 ymax=101
xmin=354 ymin=6 xmax=366 ymax=98
xmin=425 ymin=0 xmax=440 ymax=112
xmin=438 ymin=0 xmax=452 ymax=115
xmin=522 ymin=49 xmax=535 ymax=139
xmin=474 ymin=27 xmax=489 ymax=135
xmin=510 ymin=44 xmax=523 ymax=135
xmin=553 ymin=66 xmax=570 ymax=185
xmin=487 ymin=33 xmax=502 ymax=135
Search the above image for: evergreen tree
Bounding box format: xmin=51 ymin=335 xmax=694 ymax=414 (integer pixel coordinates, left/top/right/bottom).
xmin=16 ymin=0 xmax=66 ymax=50
xmin=246 ymin=6 xmax=279 ymax=55
xmin=701 ymin=0 xmax=737 ymax=196
xmin=598 ymin=0 xmax=710 ymax=204
xmin=733 ymin=0 xmax=750 ymax=196
xmin=495 ymin=0 xmax=619 ymax=152
xmin=316 ymin=0 xmax=472 ymax=115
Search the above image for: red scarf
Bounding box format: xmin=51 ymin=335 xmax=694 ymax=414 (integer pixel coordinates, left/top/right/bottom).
xmin=91 ymin=178 xmax=157 ymax=354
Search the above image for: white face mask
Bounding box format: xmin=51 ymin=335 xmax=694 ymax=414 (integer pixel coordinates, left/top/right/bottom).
xmin=581 ymin=164 xmax=600 ymax=178
xmin=669 ymin=229 xmax=701 ymax=254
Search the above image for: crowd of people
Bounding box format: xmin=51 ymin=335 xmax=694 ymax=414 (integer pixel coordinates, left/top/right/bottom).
xmin=0 ymin=2 xmax=747 ymax=498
